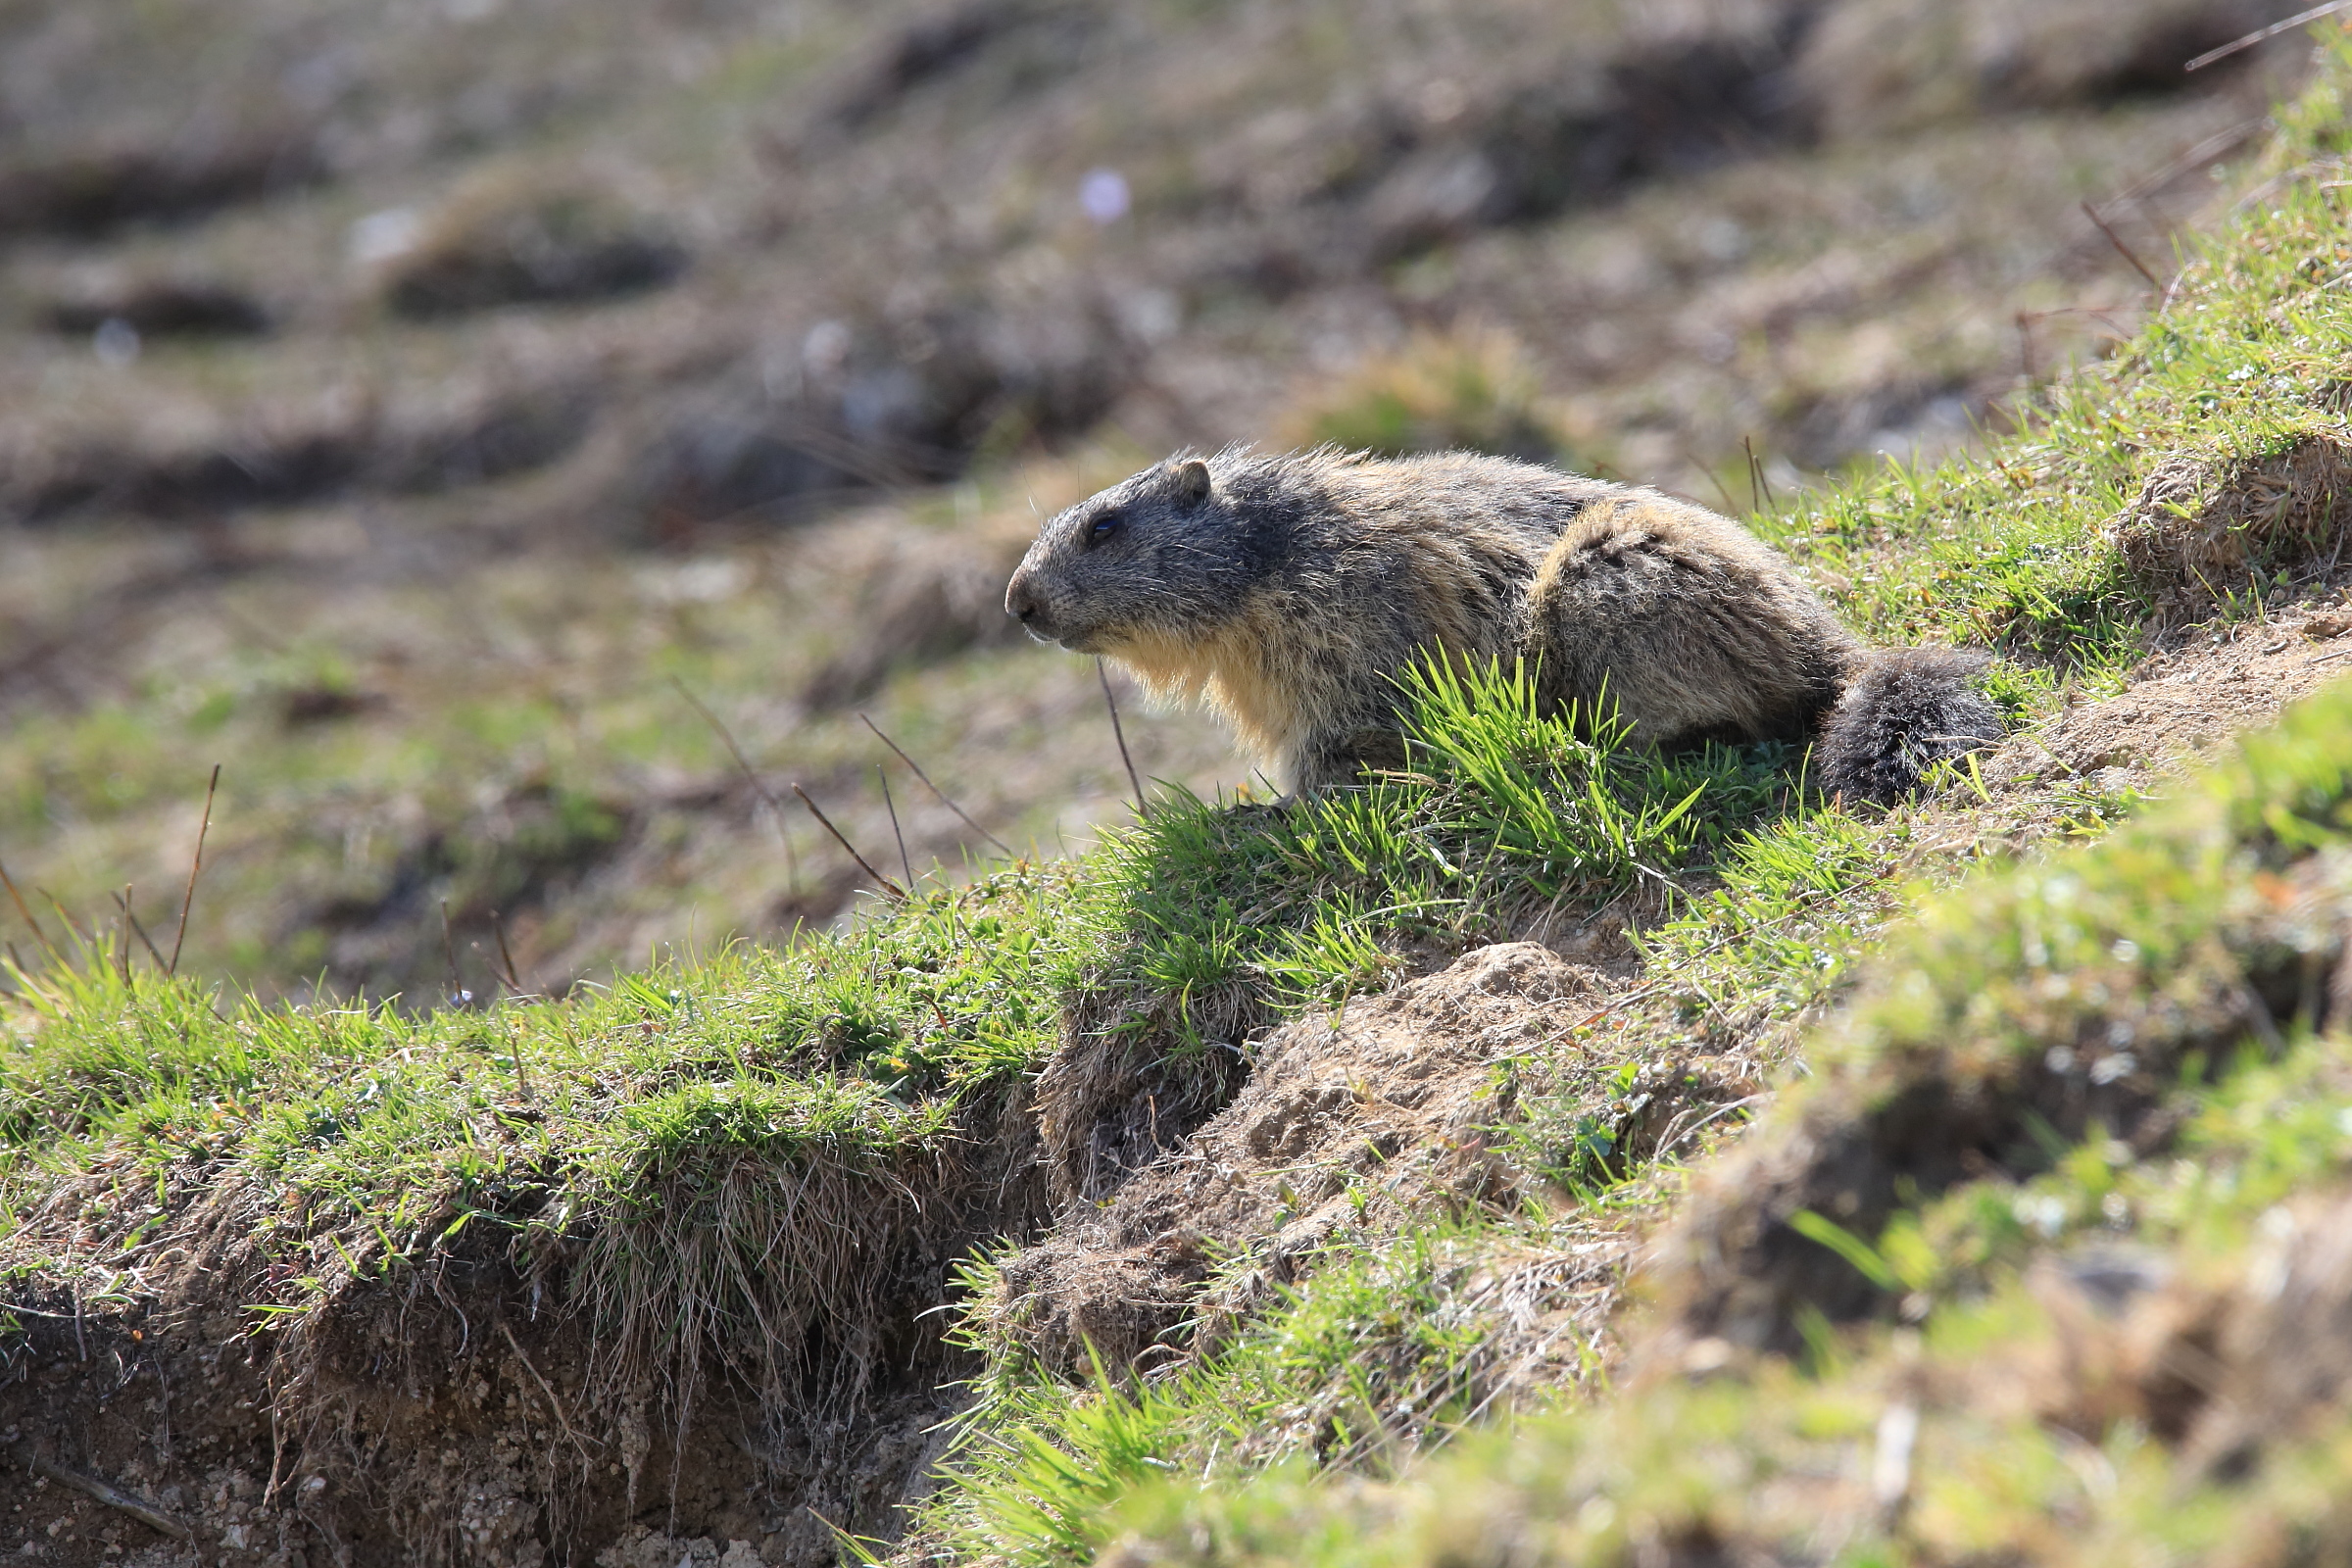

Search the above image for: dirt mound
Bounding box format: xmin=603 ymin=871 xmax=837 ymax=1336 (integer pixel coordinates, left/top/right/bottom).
xmin=624 ymin=292 xmax=1143 ymax=535
xmin=1986 ymin=595 xmax=2352 ymax=797
xmin=374 ymin=172 xmax=688 ymax=320
xmin=815 ymin=0 xmax=1101 ymax=137
xmin=5 ymin=380 xmax=596 ymax=525
xmin=1797 ymin=0 xmax=2312 ymax=135
xmin=1642 ymin=662 xmax=2352 ymax=1363
xmin=985 ymin=944 xmax=1634 ymax=1378
xmin=35 ymin=278 xmax=271 ymax=341
xmin=0 ymin=121 xmax=319 ymax=240
xmin=1336 ymin=6 xmax=1817 ymax=264
xmin=1029 ymin=976 xmax=1262 ymax=1217
xmin=2111 ymin=435 xmax=2352 ymax=634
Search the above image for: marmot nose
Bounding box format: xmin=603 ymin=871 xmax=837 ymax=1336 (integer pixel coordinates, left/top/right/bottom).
xmin=1005 ymin=575 xmax=1041 ymax=627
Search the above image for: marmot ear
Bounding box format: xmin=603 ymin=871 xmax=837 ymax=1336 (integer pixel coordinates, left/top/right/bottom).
xmin=1169 ymin=459 xmax=1212 ymax=504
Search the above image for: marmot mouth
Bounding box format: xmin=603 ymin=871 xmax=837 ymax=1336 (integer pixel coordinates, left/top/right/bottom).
xmin=1023 ymin=617 xmax=1104 ymax=654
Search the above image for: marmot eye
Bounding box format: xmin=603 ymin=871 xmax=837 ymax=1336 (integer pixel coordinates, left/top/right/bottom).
xmin=1089 ymin=514 xmax=1122 ymax=544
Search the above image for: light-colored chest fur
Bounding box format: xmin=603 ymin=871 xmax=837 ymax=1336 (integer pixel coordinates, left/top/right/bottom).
xmin=1103 ymin=592 xmax=1316 ymax=779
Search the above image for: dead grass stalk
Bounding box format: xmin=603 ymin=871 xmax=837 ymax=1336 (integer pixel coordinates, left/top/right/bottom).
xmin=860 ymin=714 xmax=1012 ymax=858
xmin=166 ymin=764 xmax=218 ymax=978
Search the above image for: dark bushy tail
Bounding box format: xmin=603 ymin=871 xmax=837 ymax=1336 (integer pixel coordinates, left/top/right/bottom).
xmin=1815 ymin=648 xmax=2003 ymax=806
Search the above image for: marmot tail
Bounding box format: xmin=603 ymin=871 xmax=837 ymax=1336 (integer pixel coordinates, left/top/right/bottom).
xmin=1813 ymin=648 xmax=2003 ymax=806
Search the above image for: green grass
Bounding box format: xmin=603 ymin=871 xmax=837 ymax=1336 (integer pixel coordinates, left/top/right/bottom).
xmin=1088 ymin=658 xmax=1802 ymax=1018
xmin=912 ymin=1220 xmax=1612 ymax=1568
xmin=1035 ymin=620 xmax=2352 ymax=1568
xmin=0 ymin=860 xmax=1086 ymax=1404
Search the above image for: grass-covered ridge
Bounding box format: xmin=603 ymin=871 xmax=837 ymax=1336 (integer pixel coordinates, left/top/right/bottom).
xmin=0 ymin=655 xmax=1835 ymax=1396
xmin=886 ymin=34 xmax=2352 ymax=1566
xmin=1087 ymin=665 xmax=2352 ymax=1568
xmin=0 ymin=862 xmax=1082 ymax=1403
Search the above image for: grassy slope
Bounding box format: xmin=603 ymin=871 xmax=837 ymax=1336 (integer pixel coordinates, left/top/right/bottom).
xmin=5 ymin=23 xmax=2352 ymax=1565
xmin=0 ymin=450 xmax=1236 ymax=1006
xmin=1079 ymin=636 xmax=2352 ymax=1568
xmin=902 ymin=37 xmax=2352 ymax=1568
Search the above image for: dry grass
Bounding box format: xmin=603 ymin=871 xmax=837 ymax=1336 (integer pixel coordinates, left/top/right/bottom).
xmin=2112 ymin=431 xmax=2352 ymax=631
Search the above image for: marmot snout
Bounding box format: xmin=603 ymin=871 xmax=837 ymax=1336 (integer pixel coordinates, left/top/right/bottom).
xmin=1004 ymin=457 xmax=1233 ymax=654
xmin=1004 ymin=447 xmax=1998 ymax=802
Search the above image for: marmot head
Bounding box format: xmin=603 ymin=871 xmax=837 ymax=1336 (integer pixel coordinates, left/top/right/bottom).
xmin=1004 ymin=455 xmax=1275 ymax=653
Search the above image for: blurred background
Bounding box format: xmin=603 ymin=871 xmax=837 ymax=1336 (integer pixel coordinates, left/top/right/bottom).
xmin=0 ymin=0 xmax=2320 ymax=1004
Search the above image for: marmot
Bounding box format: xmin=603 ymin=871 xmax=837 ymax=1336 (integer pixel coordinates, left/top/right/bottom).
xmin=1003 ymin=448 xmax=1999 ymax=802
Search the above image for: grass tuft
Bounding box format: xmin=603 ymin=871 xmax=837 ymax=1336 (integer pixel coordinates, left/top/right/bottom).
xmin=1284 ymin=327 xmax=1575 ymax=466
xmin=1090 ymin=657 xmax=1799 ymax=1017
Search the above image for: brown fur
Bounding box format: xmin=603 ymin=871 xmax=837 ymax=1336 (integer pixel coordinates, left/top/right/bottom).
xmin=1524 ymin=494 xmax=1857 ymax=747
xmin=1004 ymin=447 xmax=1992 ymax=798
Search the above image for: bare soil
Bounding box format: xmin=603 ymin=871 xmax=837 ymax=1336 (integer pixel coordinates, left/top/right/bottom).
xmin=1989 ymin=595 xmax=2352 ymax=797
xmin=0 ymin=1260 xmax=953 ymax=1568
xmin=991 ymin=944 xmax=1630 ymax=1380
